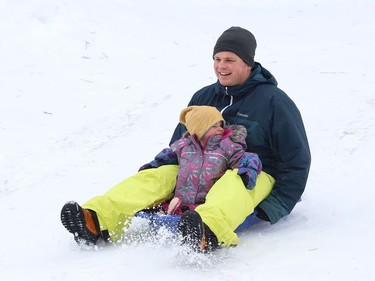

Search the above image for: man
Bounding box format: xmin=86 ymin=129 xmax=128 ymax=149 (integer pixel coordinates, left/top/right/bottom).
xmin=173 ymin=26 xmax=311 ymax=252
xmin=61 ymin=27 xmax=311 ymax=253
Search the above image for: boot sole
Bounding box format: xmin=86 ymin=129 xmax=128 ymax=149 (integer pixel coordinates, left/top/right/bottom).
xmin=60 ymin=201 xmax=98 ymax=245
xmin=178 ymin=210 xmax=206 ymax=252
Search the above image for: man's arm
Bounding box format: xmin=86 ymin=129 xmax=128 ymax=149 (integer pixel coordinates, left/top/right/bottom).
xmin=257 ymin=94 xmax=311 ymax=223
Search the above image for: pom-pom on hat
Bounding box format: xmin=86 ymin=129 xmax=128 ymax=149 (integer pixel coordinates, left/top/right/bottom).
xmin=213 ymin=26 xmax=257 ymax=67
xmin=179 ymin=106 xmax=224 ymax=140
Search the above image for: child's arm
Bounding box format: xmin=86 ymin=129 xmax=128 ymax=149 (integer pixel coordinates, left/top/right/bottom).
xmin=138 ymin=148 xmax=178 ymax=171
xmin=224 ymin=140 xmax=262 ymax=189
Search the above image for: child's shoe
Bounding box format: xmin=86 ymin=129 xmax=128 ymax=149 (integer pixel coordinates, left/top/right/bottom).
xmin=178 ymin=210 xmax=219 ymax=253
xmin=61 ymin=201 xmax=101 ymax=245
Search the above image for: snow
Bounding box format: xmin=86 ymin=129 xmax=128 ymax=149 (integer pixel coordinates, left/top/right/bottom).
xmin=1 ymin=0 xmax=374 ymax=280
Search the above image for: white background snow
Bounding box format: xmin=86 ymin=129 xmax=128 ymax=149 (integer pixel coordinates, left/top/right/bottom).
xmin=1 ymin=0 xmax=374 ymax=280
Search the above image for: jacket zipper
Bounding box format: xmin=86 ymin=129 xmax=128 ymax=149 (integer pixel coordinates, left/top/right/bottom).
xmin=220 ymin=87 xmax=233 ymax=115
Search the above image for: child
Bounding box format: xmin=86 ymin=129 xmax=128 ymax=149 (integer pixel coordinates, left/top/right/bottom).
xmin=139 ymin=105 xmax=262 ymax=216
xmin=61 ymin=105 xmax=262 ymax=247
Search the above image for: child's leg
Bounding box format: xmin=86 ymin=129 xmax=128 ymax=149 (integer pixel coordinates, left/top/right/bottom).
xmin=83 ymin=165 xmax=178 ymax=241
xmin=195 ymin=169 xmax=275 ymax=246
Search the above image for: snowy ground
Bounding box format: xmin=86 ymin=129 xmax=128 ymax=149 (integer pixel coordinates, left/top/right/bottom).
xmin=1 ymin=0 xmax=374 ymax=280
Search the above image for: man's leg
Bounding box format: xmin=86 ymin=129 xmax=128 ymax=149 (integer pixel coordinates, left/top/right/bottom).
xmin=81 ymin=165 xmax=178 ymax=241
xmin=195 ymin=169 xmax=275 ymax=246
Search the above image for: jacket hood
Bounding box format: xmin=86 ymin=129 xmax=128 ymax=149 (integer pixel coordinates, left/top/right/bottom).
xmin=227 ymin=124 xmax=247 ymax=143
xmin=214 ymin=62 xmax=278 ymax=97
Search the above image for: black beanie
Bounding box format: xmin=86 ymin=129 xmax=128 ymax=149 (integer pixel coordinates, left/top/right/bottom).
xmin=213 ymin=26 xmax=257 ymax=67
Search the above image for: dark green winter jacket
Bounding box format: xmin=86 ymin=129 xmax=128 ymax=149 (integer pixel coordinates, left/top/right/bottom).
xmin=170 ymin=63 xmax=311 ymax=224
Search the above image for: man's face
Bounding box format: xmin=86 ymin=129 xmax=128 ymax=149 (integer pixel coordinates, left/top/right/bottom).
xmin=213 ymin=51 xmax=252 ymax=87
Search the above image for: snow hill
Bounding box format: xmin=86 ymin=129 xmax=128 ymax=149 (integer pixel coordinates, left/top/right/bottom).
xmin=0 ymin=0 xmax=374 ymax=280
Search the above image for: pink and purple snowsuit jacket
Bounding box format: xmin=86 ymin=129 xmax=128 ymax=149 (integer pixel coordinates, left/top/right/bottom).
xmin=139 ymin=125 xmax=262 ymax=211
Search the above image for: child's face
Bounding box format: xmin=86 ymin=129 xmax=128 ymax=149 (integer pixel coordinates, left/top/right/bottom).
xmin=201 ymin=121 xmax=224 ymax=145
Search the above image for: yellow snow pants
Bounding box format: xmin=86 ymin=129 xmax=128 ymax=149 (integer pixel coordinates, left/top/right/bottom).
xmin=83 ymin=165 xmax=274 ymax=245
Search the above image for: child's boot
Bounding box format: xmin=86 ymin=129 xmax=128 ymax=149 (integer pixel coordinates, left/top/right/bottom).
xmin=178 ymin=210 xmax=219 ymax=253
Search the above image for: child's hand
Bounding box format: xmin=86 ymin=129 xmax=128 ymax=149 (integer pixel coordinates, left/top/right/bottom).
xmin=237 ymin=153 xmax=262 ymax=189
xmin=167 ymin=197 xmax=182 ymax=215
xmin=138 ymin=162 xmax=156 ymax=171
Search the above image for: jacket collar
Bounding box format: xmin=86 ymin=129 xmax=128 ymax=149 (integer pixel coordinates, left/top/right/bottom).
xmin=214 ymin=62 xmax=278 ymax=97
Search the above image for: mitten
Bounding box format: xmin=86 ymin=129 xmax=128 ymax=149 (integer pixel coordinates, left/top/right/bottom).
xmin=138 ymin=160 xmax=158 ymax=171
xmin=237 ymin=153 xmax=262 ymax=189
xmin=138 ymin=148 xmax=178 ymax=172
